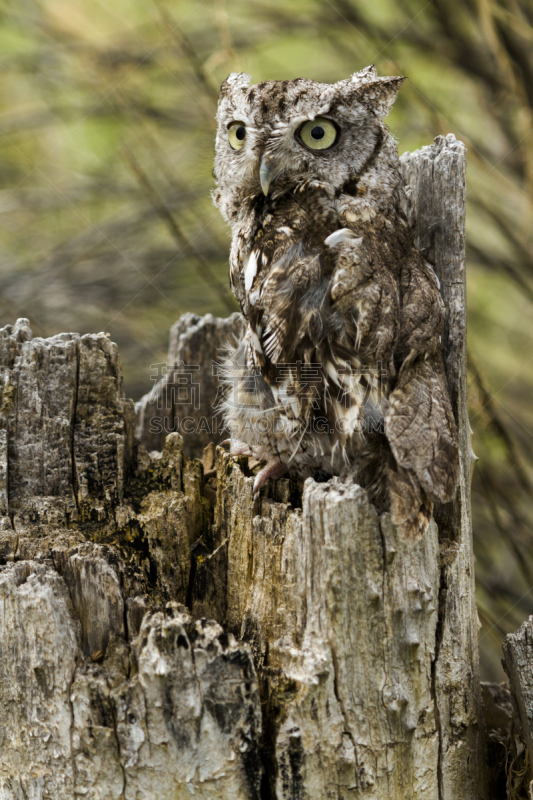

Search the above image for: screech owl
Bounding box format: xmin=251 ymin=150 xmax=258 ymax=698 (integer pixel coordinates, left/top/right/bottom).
xmin=212 ymin=65 xmax=460 ymax=541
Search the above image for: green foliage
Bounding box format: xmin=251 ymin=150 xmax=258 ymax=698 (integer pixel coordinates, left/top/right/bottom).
xmin=1 ymin=0 xmax=533 ymax=679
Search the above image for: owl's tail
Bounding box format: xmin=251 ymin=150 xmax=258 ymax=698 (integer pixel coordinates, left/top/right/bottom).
xmin=386 ymin=460 xmax=434 ymax=543
xmin=345 ymin=434 xmax=436 ymax=542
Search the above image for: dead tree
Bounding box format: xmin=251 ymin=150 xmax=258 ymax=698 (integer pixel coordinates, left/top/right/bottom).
xmin=0 ymin=135 xmax=488 ymax=799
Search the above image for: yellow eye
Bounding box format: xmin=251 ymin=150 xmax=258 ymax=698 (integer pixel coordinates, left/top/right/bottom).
xmin=228 ymin=121 xmax=246 ymax=150
xmin=298 ymin=117 xmax=338 ymax=151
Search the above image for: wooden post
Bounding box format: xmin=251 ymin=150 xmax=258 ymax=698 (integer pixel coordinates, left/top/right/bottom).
xmin=0 ymin=136 xmax=487 ymax=799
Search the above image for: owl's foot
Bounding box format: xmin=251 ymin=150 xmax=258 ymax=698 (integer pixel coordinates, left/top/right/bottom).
xmin=229 ymin=439 xmax=255 ymax=458
xmin=253 ymin=460 xmax=288 ymax=494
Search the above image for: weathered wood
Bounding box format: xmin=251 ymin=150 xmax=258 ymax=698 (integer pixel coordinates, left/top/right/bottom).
xmin=401 ymin=134 xmax=487 ymax=799
xmin=502 ymin=616 xmax=533 ymax=788
xmin=0 ymin=559 xmax=261 ymax=800
xmin=135 ymin=312 xmax=244 ymax=458
xmin=0 ymin=322 xmax=261 ymax=799
xmin=214 ymin=461 xmax=444 ymax=797
xmin=0 ymin=135 xmax=488 ymax=799
xmin=481 ymin=682 xmax=512 ymax=799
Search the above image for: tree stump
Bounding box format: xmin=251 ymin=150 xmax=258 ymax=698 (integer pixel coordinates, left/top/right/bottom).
xmin=502 ymin=617 xmax=533 ymax=794
xmin=0 ymin=135 xmax=488 ymax=799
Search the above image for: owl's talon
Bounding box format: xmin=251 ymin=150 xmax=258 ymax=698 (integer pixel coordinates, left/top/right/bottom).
xmin=253 ymin=461 xmax=288 ymax=494
xmin=229 ymin=440 xmax=255 ymax=458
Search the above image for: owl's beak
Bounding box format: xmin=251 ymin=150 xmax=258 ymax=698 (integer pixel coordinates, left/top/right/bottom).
xmin=259 ymin=155 xmax=277 ymax=196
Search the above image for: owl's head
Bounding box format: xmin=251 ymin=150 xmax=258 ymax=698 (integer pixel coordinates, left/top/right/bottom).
xmin=213 ymin=65 xmax=404 ymax=223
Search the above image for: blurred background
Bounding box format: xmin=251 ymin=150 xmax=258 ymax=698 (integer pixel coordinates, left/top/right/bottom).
xmin=1 ymin=0 xmax=532 ymax=680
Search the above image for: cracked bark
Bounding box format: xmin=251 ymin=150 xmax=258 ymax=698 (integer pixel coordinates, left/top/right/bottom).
xmin=502 ymin=618 xmax=533 ymax=790
xmin=0 ymin=135 xmax=487 ymax=799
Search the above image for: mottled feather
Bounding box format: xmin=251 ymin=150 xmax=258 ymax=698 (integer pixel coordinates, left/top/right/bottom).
xmin=213 ymin=67 xmax=460 ymax=542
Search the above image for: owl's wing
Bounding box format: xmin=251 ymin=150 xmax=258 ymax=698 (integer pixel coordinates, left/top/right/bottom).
xmin=384 ymin=350 xmax=460 ymax=505
xmin=388 ymin=251 xmax=460 ymax=505
xmin=327 ymin=233 xmax=400 ymax=369
xmin=240 ymin=239 xmax=330 ymax=437
xmin=328 ymin=241 xmax=460 ymax=541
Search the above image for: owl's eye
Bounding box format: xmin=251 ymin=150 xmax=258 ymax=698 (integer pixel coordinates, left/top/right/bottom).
xmin=297 ymin=118 xmax=338 ymax=151
xmin=228 ymin=122 xmax=246 ymax=150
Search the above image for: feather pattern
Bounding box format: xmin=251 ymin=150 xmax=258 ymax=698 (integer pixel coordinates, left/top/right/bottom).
xmin=213 ymin=68 xmax=459 ymax=541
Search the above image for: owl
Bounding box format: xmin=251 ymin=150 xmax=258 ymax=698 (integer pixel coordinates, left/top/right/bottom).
xmin=212 ymin=66 xmax=460 ymax=541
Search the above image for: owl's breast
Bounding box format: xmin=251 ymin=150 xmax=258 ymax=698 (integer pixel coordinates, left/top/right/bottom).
xmin=243 ymin=241 xmax=330 ymax=367
xmin=235 ymin=190 xmax=334 ymax=281
xmin=233 ymin=208 xmax=326 ymax=305
xmin=232 ymin=194 xmax=408 ymax=373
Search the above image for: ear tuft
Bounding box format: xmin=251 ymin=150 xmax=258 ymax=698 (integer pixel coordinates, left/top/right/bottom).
xmin=219 ymin=72 xmax=252 ymax=98
xmin=355 ymin=76 xmax=405 ymax=118
xmin=351 ymin=64 xmax=378 ymax=85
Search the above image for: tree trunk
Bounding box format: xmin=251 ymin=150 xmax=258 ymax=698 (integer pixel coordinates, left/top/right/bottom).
xmin=0 ymin=135 xmax=487 ymax=799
